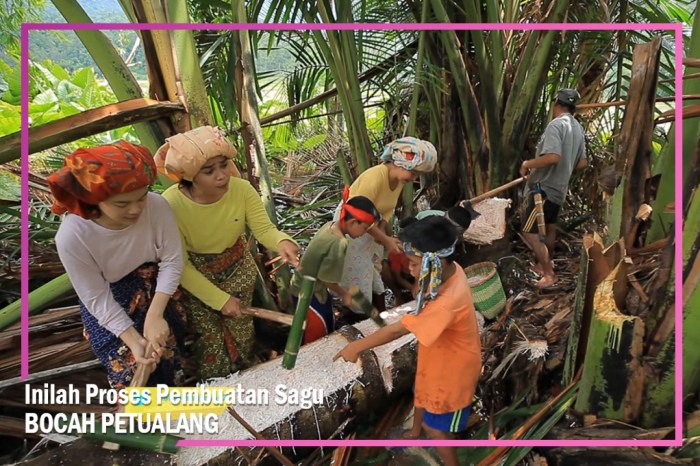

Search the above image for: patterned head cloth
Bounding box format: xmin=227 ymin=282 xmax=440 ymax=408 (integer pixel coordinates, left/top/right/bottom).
xmin=403 ymin=238 xmax=457 ymax=313
xmin=155 ymin=126 xmax=238 ymax=182
xmin=48 ymin=141 xmax=156 ymax=219
xmin=379 ymin=137 xmax=437 ymax=173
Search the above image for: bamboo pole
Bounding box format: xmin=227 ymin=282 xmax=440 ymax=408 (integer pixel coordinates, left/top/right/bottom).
xmin=0 ymin=274 xmax=73 ymax=331
xmin=243 ymin=307 xmax=294 ymax=326
xmin=83 ymin=425 xmax=181 ymax=454
xmin=282 ymin=276 xmax=316 ymax=369
xmin=466 ymin=176 xmax=527 ymax=205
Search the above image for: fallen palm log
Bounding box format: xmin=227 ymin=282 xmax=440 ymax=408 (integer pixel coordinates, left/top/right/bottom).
xmin=12 ymin=302 xmax=418 ymax=466
xmin=180 ymin=302 xmax=418 ymax=466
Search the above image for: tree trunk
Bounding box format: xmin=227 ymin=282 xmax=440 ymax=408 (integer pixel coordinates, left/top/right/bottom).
xmin=563 ymin=234 xmax=622 ymax=384
xmin=612 ymin=38 xmax=662 ymax=242
xmin=574 ymin=258 xmax=646 ymax=423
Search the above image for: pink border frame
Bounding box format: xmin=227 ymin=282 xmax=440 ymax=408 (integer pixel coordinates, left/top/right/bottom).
xmin=20 ymin=22 xmax=684 ymax=450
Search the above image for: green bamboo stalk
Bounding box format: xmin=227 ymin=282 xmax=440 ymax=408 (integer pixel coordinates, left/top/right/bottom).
xmin=49 ymin=0 xmax=162 ymax=153
xmin=83 ymin=424 xmax=180 ymax=453
xmin=282 ymin=276 xmax=316 ymax=370
xmin=165 ymin=0 xmax=214 ymax=128
xmin=0 ymin=274 xmax=73 ymax=331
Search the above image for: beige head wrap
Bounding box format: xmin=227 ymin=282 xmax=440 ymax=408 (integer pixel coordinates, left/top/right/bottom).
xmin=155 ymin=126 xmax=239 ymax=182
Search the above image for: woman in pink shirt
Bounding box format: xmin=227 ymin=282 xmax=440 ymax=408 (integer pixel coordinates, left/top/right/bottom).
xmin=49 ymin=141 xmax=187 ymax=388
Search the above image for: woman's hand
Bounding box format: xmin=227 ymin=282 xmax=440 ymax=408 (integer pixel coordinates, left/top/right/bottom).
xmin=120 ymin=326 xmax=162 ymax=365
xmin=143 ymin=313 xmax=170 ymax=353
xmin=278 ymin=240 xmax=300 ymax=267
xmin=333 ymin=341 xmax=361 ymax=363
xmin=221 ymin=296 xmax=243 ymax=317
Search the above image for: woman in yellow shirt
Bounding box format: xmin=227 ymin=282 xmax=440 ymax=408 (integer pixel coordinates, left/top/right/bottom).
xmin=339 ymin=137 xmax=437 ymax=313
xmin=156 ymin=126 xmax=299 ymax=379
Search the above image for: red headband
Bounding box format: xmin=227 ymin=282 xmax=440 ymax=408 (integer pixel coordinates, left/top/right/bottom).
xmin=340 ymin=186 xmax=376 ymax=225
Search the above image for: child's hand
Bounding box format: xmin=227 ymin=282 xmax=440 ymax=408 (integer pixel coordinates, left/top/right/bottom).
xmin=333 ymin=342 xmax=361 ymax=363
xmin=342 ymin=291 xmax=354 ymax=308
xmin=383 ymin=236 xmax=403 ymax=255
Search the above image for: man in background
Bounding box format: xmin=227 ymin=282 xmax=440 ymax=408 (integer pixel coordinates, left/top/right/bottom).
xmin=520 ymin=88 xmax=588 ymax=287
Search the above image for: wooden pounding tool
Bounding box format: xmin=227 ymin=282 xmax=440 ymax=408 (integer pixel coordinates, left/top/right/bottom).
xmin=466 ymin=176 xmax=527 ymax=205
xmin=130 ymin=307 xmax=294 ymax=385
xmin=349 ymin=286 xmax=386 ymax=327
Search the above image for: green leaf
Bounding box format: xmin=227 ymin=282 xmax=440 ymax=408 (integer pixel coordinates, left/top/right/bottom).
xmin=300 ymin=133 xmax=327 ymax=150
xmin=0 ymin=169 xmax=21 ymax=202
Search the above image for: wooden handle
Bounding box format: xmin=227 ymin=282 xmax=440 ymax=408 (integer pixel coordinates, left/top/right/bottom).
xmin=130 ymin=343 xmax=156 ymax=388
xmin=468 ymin=176 xmax=527 ymax=205
xmin=242 ymin=307 xmax=294 ymax=326
xmin=349 ymin=287 xmax=386 ymax=327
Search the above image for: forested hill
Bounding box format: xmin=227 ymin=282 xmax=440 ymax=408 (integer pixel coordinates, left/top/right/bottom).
xmin=44 ymin=0 xmax=129 ymax=23
xmin=27 ymin=0 xmax=295 ymax=80
xmin=28 ymin=0 xmax=146 ymax=79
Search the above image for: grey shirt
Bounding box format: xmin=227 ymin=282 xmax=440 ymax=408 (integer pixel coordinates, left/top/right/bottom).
xmin=527 ymin=113 xmax=586 ymax=205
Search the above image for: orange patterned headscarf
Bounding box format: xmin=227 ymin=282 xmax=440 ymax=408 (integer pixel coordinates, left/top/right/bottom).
xmin=48 ymin=141 xmax=157 ymax=219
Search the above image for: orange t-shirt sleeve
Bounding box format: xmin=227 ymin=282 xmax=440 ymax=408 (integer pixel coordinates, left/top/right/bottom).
xmin=402 ymin=306 xmax=455 ymax=347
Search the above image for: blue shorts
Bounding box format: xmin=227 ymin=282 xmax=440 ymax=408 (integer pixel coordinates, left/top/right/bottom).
xmin=423 ymin=404 xmax=472 ymax=433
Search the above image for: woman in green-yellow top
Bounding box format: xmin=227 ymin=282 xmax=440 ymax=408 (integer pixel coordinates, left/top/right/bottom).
xmin=338 ymin=137 xmax=437 ymax=314
xmin=156 ymin=126 xmax=300 ymax=379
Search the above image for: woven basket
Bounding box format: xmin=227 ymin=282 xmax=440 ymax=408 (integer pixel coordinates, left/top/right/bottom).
xmin=464 ymin=261 xmax=506 ymax=319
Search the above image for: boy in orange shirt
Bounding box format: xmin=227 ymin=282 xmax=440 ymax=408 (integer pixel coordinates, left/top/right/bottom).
xmin=335 ymin=216 xmax=482 ymax=466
